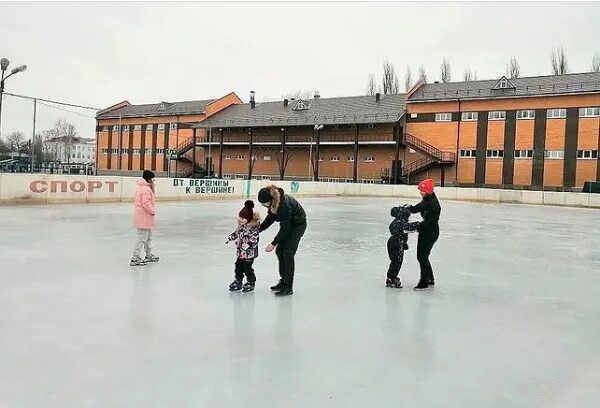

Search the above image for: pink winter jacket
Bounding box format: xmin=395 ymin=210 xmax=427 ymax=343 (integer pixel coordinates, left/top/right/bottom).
xmin=133 ymin=179 xmax=156 ymax=229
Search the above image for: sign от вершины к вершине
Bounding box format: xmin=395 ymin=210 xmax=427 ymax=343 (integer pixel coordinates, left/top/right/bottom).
xmin=173 ymin=179 xmax=235 ymax=195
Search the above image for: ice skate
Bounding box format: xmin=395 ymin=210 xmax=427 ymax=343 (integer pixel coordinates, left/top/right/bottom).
xmin=270 ymin=279 xmax=284 ymax=292
xmin=274 ymin=286 xmax=293 ymax=297
xmin=144 ymin=255 xmax=160 ymax=263
xmin=130 ymin=258 xmax=147 ymax=266
xmin=229 ymin=279 xmax=243 ymax=292
xmin=242 ymin=281 xmax=255 ymax=293
xmin=386 ymin=277 xmax=403 ymax=288
xmin=414 ymin=281 xmax=430 ymax=291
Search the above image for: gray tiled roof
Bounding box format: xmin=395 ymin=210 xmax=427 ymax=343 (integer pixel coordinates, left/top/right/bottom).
xmin=97 ymin=99 xmax=214 ymax=119
xmin=195 ymin=94 xmax=406 ymax=128
xmin=409 ymin=72 xmax=600 ymax=101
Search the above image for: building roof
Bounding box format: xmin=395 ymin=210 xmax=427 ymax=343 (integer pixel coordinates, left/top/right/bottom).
xmin=195 ymin=94 xmax=406 ymax=128
xmin=97 ymin=99 xmax=214 ymax=119
xmin=408 ymin=72 xmax=600 ymax=102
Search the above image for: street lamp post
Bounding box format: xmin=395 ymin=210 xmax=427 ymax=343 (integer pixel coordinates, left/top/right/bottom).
xmin=0 ymin=58 xmax=27 ymax=139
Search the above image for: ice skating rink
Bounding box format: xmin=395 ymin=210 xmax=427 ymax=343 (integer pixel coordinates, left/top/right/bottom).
xmin=1 ymin=197 xmax=599 ymax=407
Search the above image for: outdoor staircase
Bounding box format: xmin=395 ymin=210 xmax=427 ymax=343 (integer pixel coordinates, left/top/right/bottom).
xmin=175 ymin=137 xmax=207 ymax=178
xmin=381 ymin=133 xmax=456 ymax=184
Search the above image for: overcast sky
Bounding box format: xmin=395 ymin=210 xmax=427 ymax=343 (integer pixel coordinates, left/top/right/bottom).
xmin=1 ymin=1 xmax=599 ymax=139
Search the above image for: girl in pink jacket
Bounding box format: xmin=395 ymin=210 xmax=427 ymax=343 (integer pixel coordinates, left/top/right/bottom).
xmin=130 ymin=170 xmax=159 ymax=266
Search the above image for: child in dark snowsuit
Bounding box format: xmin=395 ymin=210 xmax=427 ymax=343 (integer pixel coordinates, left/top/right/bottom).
xmin=386 ymin=204 xmax=421 ymax=288
xmin=226 ymin=200 xmax=261 ymax=293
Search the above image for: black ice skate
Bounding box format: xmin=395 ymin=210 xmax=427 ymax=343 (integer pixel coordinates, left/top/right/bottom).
xmin=386 ymin=277 xmax=403 ymax=288
xmin=414 ymin=281 xmax=430 ymax=291
xmin=274 ymin=286 xmax=293 ymax=297
xmin=130 ymin=258 xmax=147 ymax=266
xmin=270 ymin=280 xmax=284 ymax=292
xmin=144 ymin=255 xmax=160 ymax=263
xmin=229 ymin=279 xmax=243 ymax=292
xmin=242 ymin=281 xmax=255 ymax=293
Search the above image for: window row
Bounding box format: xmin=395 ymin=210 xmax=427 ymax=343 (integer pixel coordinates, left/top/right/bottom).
xmin=434 ymin=107 xmax=599 ymax=122
xmin=460 ymin=149 xmax=598 ymax=159
xmin=101 ymin=148 xmax=177 ymax=155
xmin=223 ymin=155 xmax=376 ymax=162
xmin=100 ymin=123 xmax=179 ymax=132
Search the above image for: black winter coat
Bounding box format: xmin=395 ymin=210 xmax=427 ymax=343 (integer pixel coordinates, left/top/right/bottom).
xmin=409 ymin=192 xmax=441 ymax=234
xmin=259 ymin=186 xmax=307 ymax=245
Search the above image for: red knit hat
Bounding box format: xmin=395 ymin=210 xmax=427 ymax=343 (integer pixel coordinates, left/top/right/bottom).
xmin=418 ymin=179 xmax=435 ymax=194
xmin=239 ymin=200 xmax=255 ymax=223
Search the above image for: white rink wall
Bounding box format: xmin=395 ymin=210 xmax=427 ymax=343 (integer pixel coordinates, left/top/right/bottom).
xmin=0 ymin=173 xmax=599 ymax=208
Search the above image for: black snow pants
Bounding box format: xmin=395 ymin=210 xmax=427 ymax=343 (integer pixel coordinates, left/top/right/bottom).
xmin=386 ymin=236 xmax=406 ymax=280
xmin=416 ymin=227 xmax=439 ymax=283
xmin=275 ymin=222 xmax=307 ymax=289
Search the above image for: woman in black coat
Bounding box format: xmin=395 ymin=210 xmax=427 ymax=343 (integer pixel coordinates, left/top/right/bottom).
xmin=409 ymin=179 xmax=441 ymax=290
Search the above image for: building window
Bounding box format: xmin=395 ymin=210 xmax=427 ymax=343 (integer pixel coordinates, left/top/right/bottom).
xmin=461 ymin=112 xmax=478 ymax=121
xmin=579 ymin=107 xmax=600 ymax=117
xmin=318 ymin=157 xmax=324 ymax=162
xmin=547 ymin=109 xmax=566 ymax=119
xmin=330 ymin=156 xmax=340 ymax=162
xmin=577 ymin=150 xmax=598 ymax=159
xmin=514 ymin=150 xmax=533 ymax=158
xmin=235 ymin=174 xmax=245 ymax=180
xmin=157 ymin=124 xmax=165 ymax=130
xmin=498 ymin=78 xmax=509 ymax=89
xmin=101 ymin=126 xmax=109 ymax=131
xmin=488 ymin=111 xmax=506 ymax=120
xmin=545 ymin=150 xmax=564 ymax=159
xmin=516 ymin=110 xmax=535 ymax=120
xmin=486 ymin=150 xmax=504 ymax=158
xmin=224 ymin=155 xmax=231 ymax=160
xmin=364 ymin=156 xmax=375 ymax=162
xmin=223 ymin=174 xmax=232 ymax=179
xmin=236 ymin=155 xmax=244 ymax=160
xmin=133 ymin=125 xmax=142 ymax=131
xmin=113 ymin=125 xmax=120 ymax=131
xmin=366 ymin=124 xmax=375 ymax=129
xmin=170 ymin=123 xmax=178 ymax=130
xmin=102 ymin=148 xmax=108 ymax=154
xmin=435 ymin=113 xmax=452 ymax=122
xmin=347 ymin=156 xmax=355 ymax=162
xmin=263 ymin=155 xmax=271 ymax=161
xmin=460 ymin=149 xmax=477 ymax=158
xmin=122 ymin=125 xmax=130 ymax=132
xmin=156 ymin=149 xmax=164 ymax=155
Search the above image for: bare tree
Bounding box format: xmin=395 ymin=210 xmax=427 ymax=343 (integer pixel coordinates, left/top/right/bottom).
xmin=281 ymin=90 xmax=313 ymax=100
xmin=418 ymin=66 xmax=428 ymax=83
xmin=366 ymin=74 xmax=377 ymax=95
xmin=463 ymin=66 xmax=477 ymax=81
xmin=440 ymin=58 xmax=451 ymax=83
xmin=276 ymin=148 xmax=296 ymax=179
xmin=404 ymin=66 xmax=413 ymax=91
xmin=6 ymin=131 xmax=26 ymax=155
xmin=505 ymin=57 xmax=521 ymax=79
xmin=382 ymin=60 xmax=400 ymax=94
xmin=591 ymin=52 xmax=600 ymax=72
xmin=0 ymin=137 xmax=9 ymax=154
xmin=551 ymin=46 xmax=569 ymax=75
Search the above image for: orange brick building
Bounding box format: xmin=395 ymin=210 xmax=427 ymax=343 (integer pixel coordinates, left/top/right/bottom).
xmin=95 ymin=93 xmax=241 ymax=177
xmin=191 ymin=73 xmax=600 ymax=190
xmin=96 ymin=72 xmax=600 ymax=190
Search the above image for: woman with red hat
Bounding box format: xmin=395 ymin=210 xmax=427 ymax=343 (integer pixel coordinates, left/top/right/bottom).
xmin=408 ymin=178 xmax=441 ymax=290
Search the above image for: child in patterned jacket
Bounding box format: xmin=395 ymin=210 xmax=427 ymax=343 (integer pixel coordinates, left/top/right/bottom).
xmin=226 ymin=200 xmax=261 ymax=292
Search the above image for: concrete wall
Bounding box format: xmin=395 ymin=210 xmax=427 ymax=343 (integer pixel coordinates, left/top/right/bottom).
xmin=0 ymin=174 xmax=599 ymax=208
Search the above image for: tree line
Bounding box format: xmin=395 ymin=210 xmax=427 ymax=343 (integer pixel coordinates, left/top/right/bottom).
xmin=0 ymin=118 xmax=79 ymax=166
xmin=366 ymin=47 xmax=600 ymax=95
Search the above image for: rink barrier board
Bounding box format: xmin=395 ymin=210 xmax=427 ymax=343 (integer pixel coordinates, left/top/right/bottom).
xmin=0 ymin=174 xmax=599 ymax=208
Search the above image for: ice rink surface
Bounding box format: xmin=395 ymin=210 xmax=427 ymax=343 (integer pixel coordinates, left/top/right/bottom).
xmin=1 ymin=197 xmax=599 ymax=407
